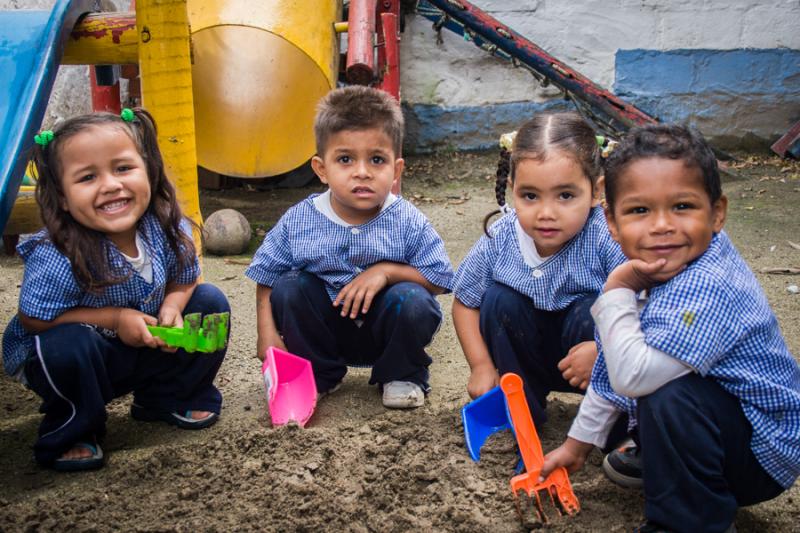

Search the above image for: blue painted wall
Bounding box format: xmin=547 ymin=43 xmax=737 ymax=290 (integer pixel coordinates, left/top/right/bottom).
xmin=614 ymin=48 xmax=800 ymax=134
xmin=404 ymin=48 xmax=800 ymax=153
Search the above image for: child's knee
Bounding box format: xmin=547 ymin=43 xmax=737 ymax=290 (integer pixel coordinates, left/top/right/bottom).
xmin=34 ymin=324 xmax=101 ymax=373
xmin=384 ymin=282 xmax=442 ymax=326
xmin=191 ymin=283 xmax=230 ymax=314
xmin=483 ymin=283 xmax=527 ymax=313
xmin=270 ymin=271 xmax=322 ymax=311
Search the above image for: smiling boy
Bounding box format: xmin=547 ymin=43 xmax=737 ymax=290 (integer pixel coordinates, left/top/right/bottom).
xmin=246 ymin=86 xmax=453 ymax=408
xmin=540 ymin=125 xmax=800 ymax=532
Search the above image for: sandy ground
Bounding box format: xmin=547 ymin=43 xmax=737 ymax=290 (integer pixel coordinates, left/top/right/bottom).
xmin=0 ymin=151 xmax=798 ymax=532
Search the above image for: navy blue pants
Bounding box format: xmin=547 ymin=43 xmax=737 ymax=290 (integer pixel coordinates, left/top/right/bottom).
xmin=479 ymin=283 xmax=596 ymax=426
xmin=24 ymin=284 xmax=229 ymax=467
xmin=270 ymin=271 xmax=443 ymax=393
xmin=638 ymin=374 xmax=784 ymax=532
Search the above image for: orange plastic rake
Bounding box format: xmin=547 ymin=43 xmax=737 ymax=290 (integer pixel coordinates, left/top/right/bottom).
xmin=499 ymin=373 xmax=580 ymax=523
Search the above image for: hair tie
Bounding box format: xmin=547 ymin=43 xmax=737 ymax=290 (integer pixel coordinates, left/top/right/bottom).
xmin=34 ymin=130 xmax=54 ymax=147
xmin=601 ymin=139 xmax=619 ymax=159
xmin=499 ymin=131 xmax=517 ymax=151
xmin=500 ymin=204 xmax=512 ymax=215
xmin=120 ymin=108 xmax=135 ymax=122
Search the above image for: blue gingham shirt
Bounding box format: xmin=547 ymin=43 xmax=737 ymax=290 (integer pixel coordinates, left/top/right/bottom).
xmin=245 ymin=194 xmax=454 ymax=300
xmin=2 ymin=213 xmax=200 ymax=376
xmin=591 ymin=231 xmax=800 ymax=488
xmin=453 ymin=206 xmax=626 ymax=309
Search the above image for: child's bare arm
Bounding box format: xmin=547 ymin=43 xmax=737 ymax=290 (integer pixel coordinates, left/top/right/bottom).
xmin=333 ymin=261 xmax=444 ymax=319
xmin=256 ymin=284 xmax=286 ymax=360
xmin=158 ymin=281 xmax=198 ymax=327
xmin=18 ymin=307 xmax=159 ymax=348
xmin=452 ymin=298 xmax=499 ymax=399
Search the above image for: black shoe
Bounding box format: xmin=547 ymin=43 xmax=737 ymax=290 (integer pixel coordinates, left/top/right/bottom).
xmin=131 ymin=403 xmax=219 ymax=430
xmin=603 ymin=443 xmax=642 ymax=488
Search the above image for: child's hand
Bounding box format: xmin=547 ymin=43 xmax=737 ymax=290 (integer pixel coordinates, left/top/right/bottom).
xmin=115 ymin=309 xmax=160 ymax=349
xmin=467 ymin=363 xmax=499 ymax=399
xmin=557 ymin=341 xmax=597 ymax=390
xmin=539 ymin=437 xmax=594 ymax=482
xmin=605 ymin=258 xmax=684 ymax=293
xmin=156 ymin=304 xmax=184 ymax=353
xmin=333 ymin=266 xmax=390 ymax=319
xmin=256 ymin=333 xmax=287 ymax=361
xmin=158 ymin=304 xmax=183 ymax=328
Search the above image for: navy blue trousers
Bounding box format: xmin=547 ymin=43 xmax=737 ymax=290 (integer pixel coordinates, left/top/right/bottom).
xmin=479 ymin=283 xmax=596 ymax=426
xmin=638 ymin=374 xmax=784 ymax=532
xmin=24 ymin=284 xmax=229 ymax=467
xmin=270 ymin=271 xmax=443 ymax=393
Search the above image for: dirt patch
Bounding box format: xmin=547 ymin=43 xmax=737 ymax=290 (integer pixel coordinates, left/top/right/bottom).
xmin=0 ymin=151 xmax=798 ymax=531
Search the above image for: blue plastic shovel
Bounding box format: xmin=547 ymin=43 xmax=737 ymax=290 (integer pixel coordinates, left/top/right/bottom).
xmin=461 ymin=385 xmax=513 ymax=461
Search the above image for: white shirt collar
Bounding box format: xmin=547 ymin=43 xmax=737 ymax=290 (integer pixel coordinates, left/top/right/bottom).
xmin=313 ymin=189 xmax=397 ymax=227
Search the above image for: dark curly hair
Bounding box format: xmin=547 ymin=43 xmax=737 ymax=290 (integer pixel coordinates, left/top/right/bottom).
xmin=483 ymin=112 xmax=602 ymax=235
xmin=603 ymin=124 xmax=720 ymax=212
xmin=30 ymin=108 xmax=196 ymax=293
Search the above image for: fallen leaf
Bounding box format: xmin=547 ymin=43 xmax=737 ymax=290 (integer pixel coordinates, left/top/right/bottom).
xmin=787 ymin=241 xmax=800 ymax=251
xmin=744 ymin=206 xmax=755 ymax=211
xmin=223 ymin=258 xmax=251 ymax=266
xmin=760 ymin=267 xmax=800 ymax=274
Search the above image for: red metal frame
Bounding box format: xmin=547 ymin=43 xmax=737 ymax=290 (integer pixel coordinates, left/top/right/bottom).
xmin=346 ymin=0 xmax=377 ymax=85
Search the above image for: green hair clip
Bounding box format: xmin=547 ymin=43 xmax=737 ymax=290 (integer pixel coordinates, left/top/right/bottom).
xmin=595 ymin=135 xmax=606 ymax=147
xmin=120 ymin=108 xmax=135 ymax=122
xmin=34 ymin=130 xmax=54 ymax=147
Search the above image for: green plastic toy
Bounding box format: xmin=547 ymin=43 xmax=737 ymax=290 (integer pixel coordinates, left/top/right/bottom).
xmin=147 ymin=312 xmax=230 ymax=353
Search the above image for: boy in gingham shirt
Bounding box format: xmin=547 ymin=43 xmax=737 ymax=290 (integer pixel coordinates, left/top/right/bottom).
xmin=541 ymin=124 xmax=799 ymax=532
xmin=246 ymin=86 xmax=453 ymax=409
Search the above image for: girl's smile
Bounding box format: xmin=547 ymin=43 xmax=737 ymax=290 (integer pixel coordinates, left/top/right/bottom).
xmin=58 ymin=125 xmax=151 ymax=255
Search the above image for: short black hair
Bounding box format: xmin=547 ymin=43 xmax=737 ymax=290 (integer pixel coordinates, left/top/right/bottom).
xmin=314 ymin=85 xmax=404 ymax=156
xmin=604 ymin=124 xmax=720 ymax=211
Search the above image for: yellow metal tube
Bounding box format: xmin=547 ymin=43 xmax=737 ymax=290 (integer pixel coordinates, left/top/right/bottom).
xmin=62 ymin=12 xmax=138 ymax=65
xmin=136 ymin=0 xmax=203 ymax=254
xmin=188 ymin=0 xmax=341 ymax=177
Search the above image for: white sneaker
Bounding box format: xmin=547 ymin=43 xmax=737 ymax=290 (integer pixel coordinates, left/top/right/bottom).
xmin=382 ymin=381 xmax=425 ymax=409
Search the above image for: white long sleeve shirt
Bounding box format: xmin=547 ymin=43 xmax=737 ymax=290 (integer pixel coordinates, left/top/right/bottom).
xmin=568 ymin=288 xmax=692 ymax=447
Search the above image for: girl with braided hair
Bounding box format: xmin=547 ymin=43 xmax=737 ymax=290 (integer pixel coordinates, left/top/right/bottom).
xmin=452 ymin=112 xmax=626 ymax=428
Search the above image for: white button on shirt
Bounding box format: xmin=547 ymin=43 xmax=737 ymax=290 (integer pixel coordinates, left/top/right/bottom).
xmin=351 ymin=228 xmax=360 ymax=235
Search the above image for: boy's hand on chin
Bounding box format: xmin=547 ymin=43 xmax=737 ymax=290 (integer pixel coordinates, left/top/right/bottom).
xmin=604 ymin=258 xmax=685 ymax=293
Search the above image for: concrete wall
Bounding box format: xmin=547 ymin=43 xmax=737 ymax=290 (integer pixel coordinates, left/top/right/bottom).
xmin=400 ymin=0 xmax=800 ymax=152
xmin=4 ymin=1 xmax=798 ymax=153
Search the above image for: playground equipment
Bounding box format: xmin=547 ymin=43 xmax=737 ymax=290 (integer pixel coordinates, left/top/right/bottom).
xmin=146 ymin=312 xmax=230 ymax=354
xmin=1 ymin=0 xmax=404 ymax=242
xmin=500 ymin=373 xmax=580 ymax=523
xmin=262 ymin=347 xmax=318 ymax=427
xmin=461 ymin=385 xmax=512 ymax=462
xmin=417 ymin=0 xmax=657 ymax=137
xmin=1 ymin=0 xmax=200 ymax=242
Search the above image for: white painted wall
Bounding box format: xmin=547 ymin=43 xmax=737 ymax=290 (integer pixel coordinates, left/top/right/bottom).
xmin=400 ymin=0 xmax=800 ymax=106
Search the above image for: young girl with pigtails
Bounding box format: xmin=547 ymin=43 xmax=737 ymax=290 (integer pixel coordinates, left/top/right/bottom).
xmin=2 ymin=108 xmax=229 ymax=471
xmin=452 ymin=112 xmax=626 ymax=429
